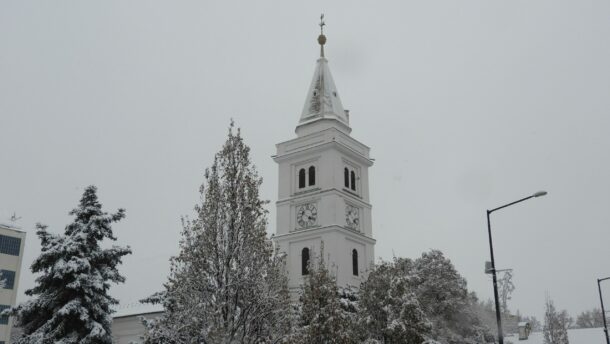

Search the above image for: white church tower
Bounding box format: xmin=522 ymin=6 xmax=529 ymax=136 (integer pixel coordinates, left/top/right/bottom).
xmin=273 ymin=19 xmax=375 ymax=291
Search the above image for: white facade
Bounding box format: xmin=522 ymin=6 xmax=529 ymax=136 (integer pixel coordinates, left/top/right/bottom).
xmin=0 ymin=224 xmax=26 ymax=344
xmin=112 ymin=309 xmax=163 ymax=344
xmin=273 ymin=36 xmax=376 ymax=291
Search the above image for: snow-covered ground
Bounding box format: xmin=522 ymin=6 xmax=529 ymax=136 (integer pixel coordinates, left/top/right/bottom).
xmin=505 ymin=327 xmax=605 ymax=344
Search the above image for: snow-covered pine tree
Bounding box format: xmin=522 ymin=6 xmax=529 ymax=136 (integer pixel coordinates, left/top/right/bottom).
xmin=357 ymin=259 xmax=431 ymax=344
xmin=143 ymin=122 xmax=290 ymax=344
xmin=8 ymin=185 xmax=131 ymax=344
xmin=338 ymin=285 xmax=359 ymax=328
xmin=543 ymin=297 xmax=569 ymax=344
xmin=292 ymin=245 xmax=355 ymax=344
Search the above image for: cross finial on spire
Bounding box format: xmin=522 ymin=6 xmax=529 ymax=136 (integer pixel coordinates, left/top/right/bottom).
xmin=317 ymin=14 xmax=327 ymax=58
xmin=319 ymin=14 xmax=325 ymax=34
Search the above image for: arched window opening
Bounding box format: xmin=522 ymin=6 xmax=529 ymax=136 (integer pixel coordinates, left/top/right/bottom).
xmin=350 ymin=171 xmax=356 ymax=191
xmin=308 ymin=166 xmax=316 ymax=186
xmin=352 ymin=249 xmax=358 ymax=276
xmin=298 ymin=169 xmax=306 ymax=189
xmin=344 ymin=168 xmax=349 ymax=188
xmin=302 ymin=247 xmax=310 ymax=275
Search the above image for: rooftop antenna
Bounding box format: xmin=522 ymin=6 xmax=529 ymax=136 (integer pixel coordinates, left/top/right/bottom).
xmin=9 ymin=212 xmax=21 ymax=223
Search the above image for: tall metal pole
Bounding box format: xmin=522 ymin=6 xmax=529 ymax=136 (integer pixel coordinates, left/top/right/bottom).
xmin=484 ymin=191 xmax=547 ymax=344
xmin=487 ymin=210 xmax=504 ymax=344
xmin=598 ymin=278 xmax=610 ymax=344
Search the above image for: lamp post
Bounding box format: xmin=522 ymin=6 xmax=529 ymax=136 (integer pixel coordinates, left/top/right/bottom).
xmin=597 ymin=277 xmax=610 ymax=344
xmin=487 ymin=190 xmax=547 ymax=344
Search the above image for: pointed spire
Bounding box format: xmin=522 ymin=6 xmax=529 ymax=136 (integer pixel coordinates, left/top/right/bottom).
xmin=297 ymin=15 xmax=351 ymax=136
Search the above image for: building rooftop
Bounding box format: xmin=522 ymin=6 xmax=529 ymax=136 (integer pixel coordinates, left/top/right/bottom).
xmin=112 ymin=302 xmax=164 ymax=319
xmin=0 ymin=222 xmax=26 ymax=234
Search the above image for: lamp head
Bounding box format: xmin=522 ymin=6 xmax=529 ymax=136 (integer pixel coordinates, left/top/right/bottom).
xmin=533 ymin=191 xmax=548 ymax=198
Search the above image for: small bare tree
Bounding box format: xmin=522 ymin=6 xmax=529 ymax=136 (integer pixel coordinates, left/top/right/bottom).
xmin=498 ymin=270 xmax=515 ymax=314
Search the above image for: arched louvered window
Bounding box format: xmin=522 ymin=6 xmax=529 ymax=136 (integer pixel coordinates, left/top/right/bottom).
xmin=352 ymin=249 xmax=358 ymax=276
xmin=309 ymin=166 xmax=316 ymax=186
xmin=344 ymin=168 xmax=349 ymax=188
xmin=350 ymin=170 xmax=356 ymax=191
xmin=298 ymin=169 xmax=306 ymax=189
xmin=302 ymin=247 xmax=310 ymax=275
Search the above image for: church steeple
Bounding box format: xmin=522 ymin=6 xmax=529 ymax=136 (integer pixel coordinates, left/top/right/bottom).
xmin=273 ymin=17 xmax=375 ymax=293
xmin=297 ymin=15 xmax=351 ymax=136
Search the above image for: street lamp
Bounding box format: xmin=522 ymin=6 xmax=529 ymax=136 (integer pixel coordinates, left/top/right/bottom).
xmin=486 ymin=191 xmax=547 ymax=344
xmin=597 ymin=277 xmax=610 ymax=344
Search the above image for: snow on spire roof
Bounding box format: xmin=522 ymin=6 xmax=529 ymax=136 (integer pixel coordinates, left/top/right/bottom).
xmin=297 ymin=16 xmax=350 ymax=133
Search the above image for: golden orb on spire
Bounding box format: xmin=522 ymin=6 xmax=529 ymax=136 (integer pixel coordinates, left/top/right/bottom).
xmin=318 ymin=34 xmax=326 ymax=46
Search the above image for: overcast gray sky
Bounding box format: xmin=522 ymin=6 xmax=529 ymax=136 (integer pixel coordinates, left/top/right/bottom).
xmin=2 ymin=1 xmax=610 ymax=321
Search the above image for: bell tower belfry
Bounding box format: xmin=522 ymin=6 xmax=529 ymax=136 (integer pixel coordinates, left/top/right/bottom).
xmin=273 ymin=17 xmax=375 ymax=290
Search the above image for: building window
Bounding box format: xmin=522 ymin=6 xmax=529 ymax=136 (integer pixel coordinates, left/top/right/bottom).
xmin=352 ymin=249 xmax=358 ymax=276
xmin=350 ymin=170 xmax=356 ymax=191
xmin=308 ymin=166 xmax=316 ymax=186
xmin=0 ymin=235 xmax=21 ymax=256
xmin=298 ymin=169 xmax=306 ymax=189
xmin=302 ymin=247 xmax=310 ymax=275
xmin=0 ymin=304 xmax=9 ymax=325
xmin=344 ymin=168 xmax=349 ymax=188
xmin=0 ymin=270 xmax=15 ymax=289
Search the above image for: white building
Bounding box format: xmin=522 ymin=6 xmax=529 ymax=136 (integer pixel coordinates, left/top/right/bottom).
xmin=0 ymin=223 xmax=26 ymax=344
xmin=272 ymin=26 xmax=376 ymax=291
xmin=111 ymin=304 xmax=163 ymax=344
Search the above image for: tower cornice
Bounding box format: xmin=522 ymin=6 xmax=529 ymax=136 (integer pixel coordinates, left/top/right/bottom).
xmin=272 ymin=224 xmax=377 ymax=244
xmin=274 ymin=127 xmax=372 ymax=166
xmin=275 ymin=187 xmax=373 ymax=208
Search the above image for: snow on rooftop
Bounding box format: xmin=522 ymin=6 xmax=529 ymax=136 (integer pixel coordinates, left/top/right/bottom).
xmin=112 ymin=302 xmax=164 ymax=318
xmin=0 ymin=222 xmax=19 ymax=229
xmin=0 ymin=222 xmax=25 ymax=233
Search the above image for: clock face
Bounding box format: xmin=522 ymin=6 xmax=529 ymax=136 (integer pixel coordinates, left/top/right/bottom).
xmin=297 ymin=203 xmax=318 ymax=228
xmin=345 ymin=205 xmax=359 ymax=230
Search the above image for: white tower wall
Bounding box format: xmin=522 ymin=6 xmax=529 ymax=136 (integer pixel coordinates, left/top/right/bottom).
xmin=273 ymin=41 xmax=376 ymax=291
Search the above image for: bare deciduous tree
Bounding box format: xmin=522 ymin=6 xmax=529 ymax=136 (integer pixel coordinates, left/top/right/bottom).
xmin=498 ymin=270 xmax=515 ymax=314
